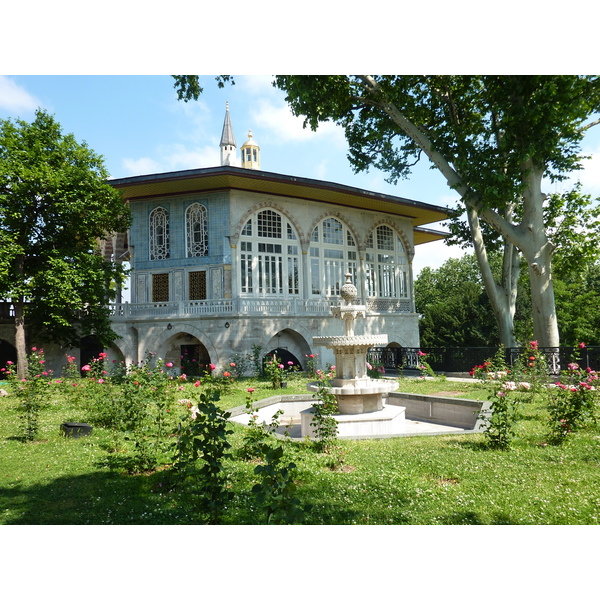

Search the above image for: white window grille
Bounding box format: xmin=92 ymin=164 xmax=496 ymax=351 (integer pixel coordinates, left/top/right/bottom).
xmin=309 ymin=217 xmax=357 ymax=297
xmin=366 ymin=225 xmax=408 ymax=298
xmin=186 ymin=203 xmax=208 ymax=257
xmin=240 ymin=209 xmax=300 ymax=296
xmin=150 ymin=207 xmax=170 ymax=260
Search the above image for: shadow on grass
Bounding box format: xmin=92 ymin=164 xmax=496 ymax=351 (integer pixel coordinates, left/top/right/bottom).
xmin=440 ymin=510 xmax=518 ymax=525
xmin=0 ymin=469 xmax=191 ymax=525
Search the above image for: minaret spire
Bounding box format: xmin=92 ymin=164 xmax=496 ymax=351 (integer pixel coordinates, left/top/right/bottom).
xmin=220 ymin=102 xmax=237 ymax=166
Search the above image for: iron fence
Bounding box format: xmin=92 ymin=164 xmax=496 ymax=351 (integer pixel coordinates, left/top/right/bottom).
xmin=367 ymin=346 xmax=600 ymax=376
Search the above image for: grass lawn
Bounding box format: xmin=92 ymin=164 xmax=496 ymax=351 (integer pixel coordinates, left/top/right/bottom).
xmin=1 ymin=375 xmax=599 ymax=525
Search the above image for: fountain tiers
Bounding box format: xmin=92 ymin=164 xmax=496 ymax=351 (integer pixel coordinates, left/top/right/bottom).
xmin=308 ymin=334 xmax=398 ymax=414
xmin=303 ymin=273 xmax=403 ymax=436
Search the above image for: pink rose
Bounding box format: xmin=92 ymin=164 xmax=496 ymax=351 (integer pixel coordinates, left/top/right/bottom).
xmin=194 ymin=380 xmax=201 ymax=387
xmin=166 ymin=362 xmax=173 ymax=368
xmin=81 ymin=364 xmax=91 ymax=372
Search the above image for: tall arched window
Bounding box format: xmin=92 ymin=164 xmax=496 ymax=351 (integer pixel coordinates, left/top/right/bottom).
xmin=150 ymin=207 xmax=169 ymax=260
xmin=365 ymin=225 xmax=408 ymax=298
xmin=186 ymin=203 xmax=208 ymax=257
xmin=309 ymin=217 xmax=357 ymax=296
xmin=239 ymin=209 xmax=300 ymax=296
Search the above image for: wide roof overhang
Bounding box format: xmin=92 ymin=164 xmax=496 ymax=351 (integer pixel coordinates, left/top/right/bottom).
xmin=110 ymin=166 xmax=451 ymax=245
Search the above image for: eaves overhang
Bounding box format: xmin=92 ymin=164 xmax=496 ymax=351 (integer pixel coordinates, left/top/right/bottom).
xmin=110 ymin=166 xmax=451 ymax=229
xmin=413 ymin=226 xmax=450 ymax=246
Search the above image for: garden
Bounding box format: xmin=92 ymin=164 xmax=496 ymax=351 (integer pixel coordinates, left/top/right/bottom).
xmin=1 ymin=345 xmax=599 ymax=525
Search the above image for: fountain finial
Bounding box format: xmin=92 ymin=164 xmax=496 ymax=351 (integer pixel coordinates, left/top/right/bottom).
xmin=340 ymin=272 xmax=357 ymax=305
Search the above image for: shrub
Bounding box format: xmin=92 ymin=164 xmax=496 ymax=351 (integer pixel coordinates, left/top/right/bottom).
xmin=5 ymin=347 xmax=53 ymax=441
xmin=251 ymin=443 xmax=309 ymax=524
xmin=310 ymin=368 xmax=338 ymax=453
xmin=547 ymin=343 xmax=598 ymax=444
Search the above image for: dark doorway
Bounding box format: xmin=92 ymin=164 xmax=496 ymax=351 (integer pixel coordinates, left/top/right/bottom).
xmin=181 ymin=343 xmax=211 ymax=377
xmin=0 ymin=339 xmax=17 ymax=379
xmin=80 ymin=336 xmax=104 ymax=374
xmin=265 ymin=348 xmax=303 ymax=371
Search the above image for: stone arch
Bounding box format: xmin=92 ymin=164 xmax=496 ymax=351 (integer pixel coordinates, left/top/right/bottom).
xmin=307 ymin=211 xmax=359 ymax=247
xmin=262 ymin=327 xmax=312 ymax=370
xmin=367 ymin=219 xmax=414 ymax=261
xmin=152 ymin=323 xmax=218 ymax=372
xmin=230 ymin=200 xmax=305 ymax=246
xmin=109 ymin=333 xmax=138 ymax=366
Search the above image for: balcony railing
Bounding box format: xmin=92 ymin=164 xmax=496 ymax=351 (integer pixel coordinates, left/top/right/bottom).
xmin=108 ymin=297 xmax=413 ymax=319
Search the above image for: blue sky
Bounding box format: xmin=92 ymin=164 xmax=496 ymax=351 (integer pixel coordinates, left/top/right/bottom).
xmin=2 ymin=74 xmax=600 ymax=279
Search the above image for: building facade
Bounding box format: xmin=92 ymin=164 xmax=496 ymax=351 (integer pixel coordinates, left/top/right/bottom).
xmin=105 ymin=106 xmax=449 ymax=374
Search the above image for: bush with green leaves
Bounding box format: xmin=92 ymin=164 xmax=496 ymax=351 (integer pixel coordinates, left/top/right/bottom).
xmin=264 ymin=354 xmax=286 ymax=389
xmin=475 ymin=348 xmax=522 ymax=449
xmin=547 ymin=344 xmax=598 ymax=444
xmin=310 ymin=368 xmax=339 ymax=453
xmin=511 ymin=340 xmax=550 ymax=398
xmin=5 ymin=347 xmax=53 ymax=441
xmin=251 ymin=443 xmax=309 ymax=524
xmin=172 ymin=390 xmax=234 ymax=524
xmin=238 ymin=387 xmax=283 ymax=460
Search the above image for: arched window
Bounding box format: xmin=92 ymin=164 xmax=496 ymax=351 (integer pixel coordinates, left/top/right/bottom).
xmin=365 ymin=225 xmax=408 ymax=298
xmin=239 ymin=209 xmax=300 ymax=296
xmin=309 ymin=217 xmax=357 ymax=296
xmin=149 ymin=207 xmax=169 ymax=260
xmin=186 ymin=203 xmax=208 ymax=257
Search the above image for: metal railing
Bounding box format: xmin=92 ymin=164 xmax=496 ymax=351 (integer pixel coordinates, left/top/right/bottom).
xmin=368 ymin=346 xmax=600 ymax=376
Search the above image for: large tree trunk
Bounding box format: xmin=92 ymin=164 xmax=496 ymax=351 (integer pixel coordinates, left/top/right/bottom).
xmin=467 ymin=206 xmax=518 ymax=347
xmin=13 ymin=254 xmax=28 ymax=378
xmin=14 ymin=299 xmax=27 ymax=378
xmin=518 ymin=164 xmax=560 ymax=348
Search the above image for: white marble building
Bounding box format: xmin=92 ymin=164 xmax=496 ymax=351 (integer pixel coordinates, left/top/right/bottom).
xmin=101 ymin=105 xmax=449 ymax=374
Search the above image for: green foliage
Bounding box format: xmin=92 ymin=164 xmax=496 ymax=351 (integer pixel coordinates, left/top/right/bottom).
xmin=5 ymin=347 xmax=53 ymax=441
xmin=304 ymin=353 xmax=319 ymax=378
xmin=172 ymin=75 xmax=234 ymax=102
xmin=0 ymin=109 xmax=131 ymax=360
xmin=547 ymin=345 xmax=599 ymax=444
xmin=263 ymin=354 xmax=285 ymax=389
xmin=511 ymin=341 xmax=550 ymax=398
xmin=176 ymin=391 xmax=234 ymax=524
xmin=481 ymin=385 xmax=521 ymax=450
xmin=4 ymin=374 xmax=600 ymax=525
xmin=554 ymin=260 xmax=600 ymax=346
xmin=251 ymin=443 xmax=308 ymax=524
xmin=415 ymin=252 xmax=537 ymax=347
xmin=310 ymin=370 xmax=339 ymax=454
xmin=238 ymin=387 xmax=284 ymax=460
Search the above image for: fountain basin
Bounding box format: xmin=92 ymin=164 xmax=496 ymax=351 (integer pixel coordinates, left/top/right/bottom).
xmin=307 ymin=378 xmax=398 ymax=414
xmin=228 ymin=392 xmax=487 ymax=439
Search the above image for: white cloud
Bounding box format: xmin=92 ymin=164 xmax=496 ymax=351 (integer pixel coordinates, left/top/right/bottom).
xmin=122 ymin=144 xmax=219 ymax=176
xmin=250 ymin=97 xmax=346 ymax=147
xmin=0 ymin=76 xmax=40 ymax=113
xmin=122 ymin=157 xmax=163 ymax=176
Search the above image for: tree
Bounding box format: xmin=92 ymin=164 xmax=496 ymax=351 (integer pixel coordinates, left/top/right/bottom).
xmin=269 ymin=76 xmax=600 ymax=348
xmin=172 ymin=75 xmax=600 ymax=348
xmin=415 ymin=253 xmax=528 ymax=347
xmin=0 ymin=110 xmax=131 ymax=376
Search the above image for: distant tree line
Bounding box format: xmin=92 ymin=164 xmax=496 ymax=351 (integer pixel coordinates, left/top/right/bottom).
xmin=415 ymin=252 xmax=600 ymax=347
